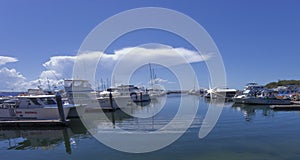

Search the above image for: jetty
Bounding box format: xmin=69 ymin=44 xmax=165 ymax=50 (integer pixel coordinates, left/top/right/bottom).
xmin=270 ymin=101 xmax=300 ymax=110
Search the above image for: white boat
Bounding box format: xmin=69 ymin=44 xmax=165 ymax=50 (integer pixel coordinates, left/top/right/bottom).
xmin=64 ymin=80 xmax=151 ymax=110
xmin=0 ymin=95 xmax=72 ymax=120
xmin=205 ymin=88 xmax=237 ymax=100
xmin=98 ymin=84 xmax=151 ymax=108
xmin=107 ymin=84 xmax=151 ymax=102
xmin=233 ymin=83 xmax=291 ymax=105
xmin=64 ymin=79 xmax=115 ymax=110
xmin=233 ymin=95 xmax=291 ymax=105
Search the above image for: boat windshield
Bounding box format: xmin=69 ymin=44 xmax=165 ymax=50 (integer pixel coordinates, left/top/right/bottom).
xmin=39 ymin=97 xmax=56 ymax=105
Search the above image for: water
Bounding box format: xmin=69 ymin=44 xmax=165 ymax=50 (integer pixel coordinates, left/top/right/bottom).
xmin=1 ymin=95 xmax=300 ymax=160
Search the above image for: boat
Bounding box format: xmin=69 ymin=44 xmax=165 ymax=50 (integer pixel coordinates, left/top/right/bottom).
xmin=275 ymin=85 xmax=300 ymax=101
xmin=0 ymin=97 xmax=10 ymax=108
xmin=107 ymin=84 xmax=151 ymax=102
xmin=64 ymin=80 xmax=151 ymax=110
xmin=204 ymin=88 xmax=237 ymax=101
xmin=233 ymin=83 xmax=291 ymax=105
xmin=233 ymin=95 xmax=291 ymax=105
xmin=0 ymin=95 xmax=73 ymax=120
xmin=148 ymin=87 xmax=167 ymax=98
xmin=100 ymin=84 xmax=151 ymax=108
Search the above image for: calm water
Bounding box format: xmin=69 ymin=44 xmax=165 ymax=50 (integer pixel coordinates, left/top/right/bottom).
xmin=1 ymin=95 xmax=300 ymax=160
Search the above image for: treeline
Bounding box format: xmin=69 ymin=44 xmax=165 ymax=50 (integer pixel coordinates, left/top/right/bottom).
xmin=265 ymin=80 xmax=300 ymax=88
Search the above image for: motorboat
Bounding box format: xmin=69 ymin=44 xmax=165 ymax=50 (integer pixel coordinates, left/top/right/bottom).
xmin=204 ymin=88 xmax=237 ymax=100
xmin=233 ymin=95 xmax=291 ymax=105
xmin=233 ymin=83 xmax=291 ymax=105
xmin=101 ymin=84 xmax=151 ymax=107
xmin=107 ymin=84 xmax=151 ymax=102
xmin=64 ymin=80 xmax=151 ymax=110
xmin=0 ymin=95 xmax=73 ymax=120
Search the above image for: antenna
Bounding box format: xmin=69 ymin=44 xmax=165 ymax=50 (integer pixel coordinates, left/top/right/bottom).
xmin=47 ymin=78 xmax=51 ymax=91
xmin=106 ymin=78 xmax=109 ymax=90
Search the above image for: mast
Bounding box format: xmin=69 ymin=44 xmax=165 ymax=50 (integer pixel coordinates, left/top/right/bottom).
xmin=149 ymin=63 xmax=153 ymax=88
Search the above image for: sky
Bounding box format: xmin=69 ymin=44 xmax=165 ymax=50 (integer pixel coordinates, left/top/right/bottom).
xmin=0 ymin=0 xmax=300 ymax=91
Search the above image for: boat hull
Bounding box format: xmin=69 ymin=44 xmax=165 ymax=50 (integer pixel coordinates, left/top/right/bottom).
xmin=233 ymin=97 xmax=291 ymax=105
xmin=0 ymin=107 xmax=71 ymax=120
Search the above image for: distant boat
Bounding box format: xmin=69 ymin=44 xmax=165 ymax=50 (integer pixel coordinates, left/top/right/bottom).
xmin=0 ymin=95 xmax=73 ymax=120
xmin=233 ymin=96 xmax=291 ymax=105
xmin=188 ymin=88 xmax=206 ymax=96
xmin=64 ymin=80 xmax=151 ymax=110
xmin=204 ymin=88 xmax=237 ymax=100
xmin=233 ymin=83 xmax=291 ymax=105
xmin=105 ymin=84 xmax=151 ymax=103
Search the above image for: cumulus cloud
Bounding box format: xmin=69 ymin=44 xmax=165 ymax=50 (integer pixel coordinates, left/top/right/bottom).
xmin=0 ymin=67 xmax=26 ymax=90
xmin=0 ymin=45 xmax=210 ymax=91
xmin=39 ymin=45 xmax=209 ymax=84
xmin=41 ymin=56 xmax=76 ymax=79
xmin=0 ymin=56 xmax=68 ymax=91
xmin=26 ymin=78 xmax=65 ymax=91
xmin=149 ymin=78 xmax=168 ymax=84
xmin=76 ymin=45 xmax=210 ymax=68
xmin=0 ymin=56 xmax=18 ymax=66
xmin=113 ymin=46 xmax=210 ymax=65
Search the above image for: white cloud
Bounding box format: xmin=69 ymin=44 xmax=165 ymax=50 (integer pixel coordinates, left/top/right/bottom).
xmin=0 ymin=67 xmax=26 ymax=91
xmin=42 ymin=56 xmax=76 ymax=79
xmin=0 ymin=45 xmax=210 ymax=91
xmin=39 ymin=45 xmax=209 ymax=84
xmin=149 ymin=78 xmax=168 ymax=84
xmin=75 ymin=45 xmax=209 ymax=68
xmin=25 ymin=78 xmax=65 ymax=91
xmin=0 ymin=56 xmax=18 ymax=66
xmin=112 ymin=46 xmax=209 ymax=65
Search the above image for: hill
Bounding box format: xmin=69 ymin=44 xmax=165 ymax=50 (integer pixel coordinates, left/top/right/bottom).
xmin=265 ymin=80 xmax=300 ymax=88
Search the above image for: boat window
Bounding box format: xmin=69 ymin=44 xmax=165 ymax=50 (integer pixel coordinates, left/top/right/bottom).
xmin=64 ymin=81 xmax=72 ymax=87
xmin=40 ymin=98 xmax=56 ymax=105
xmin=29 ymin=98 xmax=41 ymax=105
xmin=74 ymin=81 xmax=82 ymax=87
xmin=83 ymin=82 xmax=92 ymax=88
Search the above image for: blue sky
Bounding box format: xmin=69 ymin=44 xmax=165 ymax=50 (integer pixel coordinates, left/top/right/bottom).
xmin=0 ymin=0 xmax=300 ymax=91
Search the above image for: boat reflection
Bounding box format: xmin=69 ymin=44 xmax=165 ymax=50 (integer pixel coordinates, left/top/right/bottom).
xmin=0 ymin=119 xmax=88 ymax=154
xmin=204 ymin=97 xmax=234 ymax=107
xmin=232 ymin=103 xmax=274 ymax=121
xmin=80 ymin=95 xmax=168 ymax=131
xmin=0 ymin=95 xmax=198 ymax=154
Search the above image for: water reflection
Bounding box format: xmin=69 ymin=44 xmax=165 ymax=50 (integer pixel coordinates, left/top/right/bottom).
xmin=81 ymin=96 xmax=170 ymax=133
xmin=0 ymin=119 xmax=88 ymax=154
xmin=1 ymin=95 xmax=300 ymax=159
xmin=232 ymin=103 xmax=275 ymax=121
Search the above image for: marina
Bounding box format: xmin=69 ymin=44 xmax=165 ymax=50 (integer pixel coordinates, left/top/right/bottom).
xmin=0 ymin=95 xmax=300 ymax=159
xmin=1 ymin=1 xmax=300 ymax=159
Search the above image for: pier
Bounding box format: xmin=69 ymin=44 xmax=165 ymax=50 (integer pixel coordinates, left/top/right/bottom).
xmin=270 ymin=101 xmax=300 ymax=110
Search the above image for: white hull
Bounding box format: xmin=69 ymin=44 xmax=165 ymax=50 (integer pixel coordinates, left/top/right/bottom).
xmin=0 ymin=107 xmax=71 ymax=120
xmin=78 ymin=95 xmax=151 ymax=112
xmin=233 ymin=97 xmax=291 ymax=105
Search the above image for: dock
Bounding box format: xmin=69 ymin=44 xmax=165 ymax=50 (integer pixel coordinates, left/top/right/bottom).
xmin=0 ymin=119 xmax=70 ymax=127
xmin=270 ymin=101 xmax=300 ymax=110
